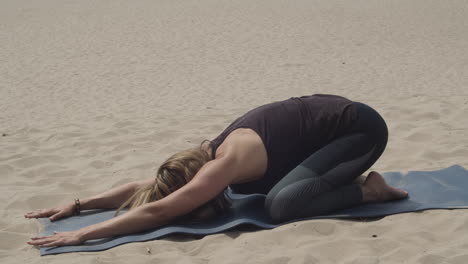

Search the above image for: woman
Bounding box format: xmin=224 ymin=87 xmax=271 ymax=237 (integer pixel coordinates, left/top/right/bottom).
xmin=26 ymin=94 xmax=408 ymax=247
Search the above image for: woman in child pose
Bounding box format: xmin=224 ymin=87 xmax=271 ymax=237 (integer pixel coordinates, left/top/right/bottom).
xmin=26 ymin=94 xmax=408 ymax=247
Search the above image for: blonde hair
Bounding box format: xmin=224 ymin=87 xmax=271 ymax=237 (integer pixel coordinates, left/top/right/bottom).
xmin=115 ymin=141 xmax=230 ymax=220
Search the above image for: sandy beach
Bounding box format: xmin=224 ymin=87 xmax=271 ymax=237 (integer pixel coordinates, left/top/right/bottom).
xmin=2 ymin=0 xmax=468 ymax=263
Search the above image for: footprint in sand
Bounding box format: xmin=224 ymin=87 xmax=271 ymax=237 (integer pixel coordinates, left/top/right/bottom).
xmin=416 ymin=254 xmax=446 ymax=264
xmin=60 ymin=132 xmax=86 ymax=138
xmin=98 ymin=131 xmax=119 ymax=138
xmin=0 ymin=153 xmax=27 ymax=163
xmin=0 ymin=232 xmax=30 ymax=250
xmin=8 ymin=193 xmax=68 ymax=211
xmin=405 ymin=132 xmax=433 ymax=142
xmin=414 ymin=112 xmax=440 ymax=121
xmin=421 ymin=150 xmax=444 ymax=160
xmin=89 ymin=160 xmax=114 ymax=169
xmin=264 ymin=256 xmax=291 ymax=264
xmin=0 ymin=164 xmax=14 ymax=176
xmin=47 ymin=170 xmax=78 ymax=178
xmin=113 ymin=121 xmax=136 ymax=128
xmin=11 ymin=155 xmax=63 ymax=169
xmin=449 ymin=254 xmax=468 ymax=264
xmin=19 ymin=164 xmax=66 ymax=179
xmin=109 ymin=154 xmax=126 ymax=162
xmin=111 ymin=143 xmax=137 ymax=152
xmin=296 ymin=221 xmax=337 ymax=236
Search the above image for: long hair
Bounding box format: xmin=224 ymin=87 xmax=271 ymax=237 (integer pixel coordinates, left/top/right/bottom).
xmin=115 ymin=140 xmax=230 ymax=220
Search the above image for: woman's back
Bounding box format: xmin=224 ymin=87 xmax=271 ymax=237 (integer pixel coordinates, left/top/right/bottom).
xmin=210 ymin=94 xmax=357 ymax=194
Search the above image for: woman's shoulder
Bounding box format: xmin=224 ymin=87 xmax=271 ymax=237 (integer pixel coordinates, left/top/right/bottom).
xmin=213 ymin=128 xmax=268 ymax=183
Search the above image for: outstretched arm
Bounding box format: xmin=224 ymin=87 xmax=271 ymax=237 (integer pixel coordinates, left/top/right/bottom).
xmin=28 ymin=155 xmax=238 ymax=247
xmin=24 ymin=178 xmax=155 ymax=221
xmin=77 ymin=177 xmax=156 ymax=210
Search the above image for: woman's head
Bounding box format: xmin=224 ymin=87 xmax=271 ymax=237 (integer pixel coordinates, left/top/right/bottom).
xmin=116 ymin=141 xmax=230 ymax=220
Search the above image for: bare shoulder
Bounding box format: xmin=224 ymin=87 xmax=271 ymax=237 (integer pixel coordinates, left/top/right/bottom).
xmin=214 ymin=128 xmax=268 ymax=184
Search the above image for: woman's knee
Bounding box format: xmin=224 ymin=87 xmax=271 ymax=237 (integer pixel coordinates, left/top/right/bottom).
xmin=264 ymin=197 xmax=287 ymax=224
xmin=265 ymin=191 xmax=325 ymax=224
xmin=264 ymin=188 xmax=294 ymax=224
xmin=264 ymin=183 xmax=309 ymax=224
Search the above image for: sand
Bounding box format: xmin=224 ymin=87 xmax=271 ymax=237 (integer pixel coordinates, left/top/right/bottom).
xmin=1 ymin=0 xmax=468 ymax=263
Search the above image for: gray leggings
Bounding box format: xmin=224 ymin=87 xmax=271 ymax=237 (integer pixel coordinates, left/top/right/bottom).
xmin=264 ymin=102 xmax=388 ymax=223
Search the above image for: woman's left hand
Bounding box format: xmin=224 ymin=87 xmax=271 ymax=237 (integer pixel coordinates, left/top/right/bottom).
xmin=28 ymin=230 xmax=84 ymax=247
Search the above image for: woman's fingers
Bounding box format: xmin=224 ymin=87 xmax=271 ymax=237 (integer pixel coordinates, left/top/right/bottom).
xmin=24 ymin=208 xmax=58 ymax=218
xmin=29 ymin=233 xmax=57 ymax=244
xmin=28 ymin=231 xmax=80 ymax=247
xmin=24 ymin=211 xmax=42 ymax=218
xmin=25 ymin=212 xmax=43 ymax=218
xmin=28 ymin=238 xmax=54 ymax=245
xmin=41 ymin=240 xmax=63 ymax=248
xmin=30 ymin=236 xmax=49 ymax=240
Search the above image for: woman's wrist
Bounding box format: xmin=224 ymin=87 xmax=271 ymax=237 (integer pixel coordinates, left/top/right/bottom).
xmin=75 ymin=227 xmax=90 ymax=244
xmin=78 ymin=222 xmax=104 ymax=242
xmin=76 ymin=227 xmax=90 ymax=242
xmin=75 ymin=197 xmax=95 ymax=211
xmin=74 ymin=198 xmax=81 ymax=215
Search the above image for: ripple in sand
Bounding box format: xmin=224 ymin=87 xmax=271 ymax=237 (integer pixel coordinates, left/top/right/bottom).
xmin=0 ymin=231 xmax=30 ymax=250
xmin=0 ymin=165 xmax=14 ymax=176
xmin=113 ymin=121 xmax=137 ymax=128
xmin=89 ymin=160 xmax=114 ymax=169
xmin=405 ymin=132 xmax=433 ymax=142
xmin=11 ymin=155 xmax=63 ymax=169
xmin=449 ymin=254 xmax=468 ymax=264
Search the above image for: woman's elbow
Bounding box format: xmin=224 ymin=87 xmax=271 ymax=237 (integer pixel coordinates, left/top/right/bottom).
xmin=142 ymin=202 xmax=174 ymax=225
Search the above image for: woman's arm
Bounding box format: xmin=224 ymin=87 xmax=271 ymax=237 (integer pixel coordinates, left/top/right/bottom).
xmin=24 ymin=178 xmax=155 ymax=221
xmin=80 ymin=178 xmax=155 ymax=210
xmin=28 ymin=155 xmax=238 ymax=247
xmin=29 ymin=202 xmax=170 ymax=247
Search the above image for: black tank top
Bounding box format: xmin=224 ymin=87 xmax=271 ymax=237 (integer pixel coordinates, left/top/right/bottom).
xmin=210 ymin=94 xmax=357 ymax=194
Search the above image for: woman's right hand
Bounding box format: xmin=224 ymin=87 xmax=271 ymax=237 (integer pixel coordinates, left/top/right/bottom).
xmin=24 ymin=203 xmax=76 ymax=221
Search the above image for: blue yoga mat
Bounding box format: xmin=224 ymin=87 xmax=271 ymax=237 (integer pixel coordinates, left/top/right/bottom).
xmin=38 ymin=165 xmax=468 ymax=255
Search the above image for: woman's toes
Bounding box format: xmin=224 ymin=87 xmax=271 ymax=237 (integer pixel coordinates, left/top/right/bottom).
xmin=388 ymin=187 xmax=409 ymax=200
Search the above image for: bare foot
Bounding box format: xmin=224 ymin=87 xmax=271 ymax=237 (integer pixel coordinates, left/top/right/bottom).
xmin=361 ymin=171 xmax=409 ymax=203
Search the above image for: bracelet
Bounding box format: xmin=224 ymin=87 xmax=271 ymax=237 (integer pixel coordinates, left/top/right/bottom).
xmin=74 ymin=198 xmax=81 ymax=215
